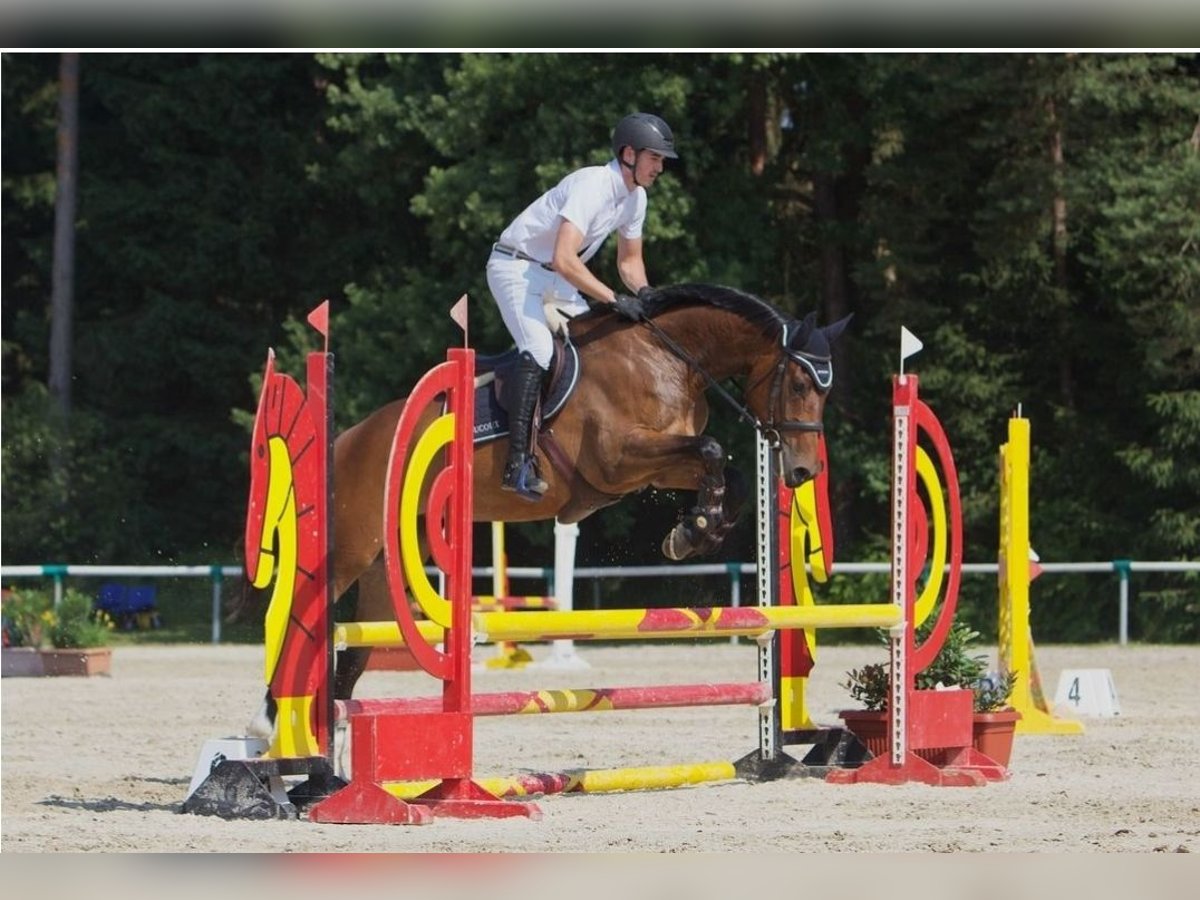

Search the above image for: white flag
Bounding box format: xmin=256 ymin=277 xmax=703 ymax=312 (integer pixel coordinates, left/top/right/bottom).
xmin=449 ymin=294 xmax=469 ymax=343
xmin=900 ymin=326 xmax=923 ymax=361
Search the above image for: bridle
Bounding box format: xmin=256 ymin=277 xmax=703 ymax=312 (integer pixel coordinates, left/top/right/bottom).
xmin=638 ymin=316 xmax=832 ymax=448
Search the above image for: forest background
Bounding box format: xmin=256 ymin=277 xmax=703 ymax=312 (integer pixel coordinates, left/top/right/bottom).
xmin=3 ymin=52 xmax=1197 ymax=642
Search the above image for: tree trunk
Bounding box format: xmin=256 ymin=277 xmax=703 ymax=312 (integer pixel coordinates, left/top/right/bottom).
xmin=811 ymin=90 xmax=869 ymax=556
xmin=50 ymin=52 xmax=80 ymax=420
xmin=1046 ymin=93 xmax=1075 ymax=411
xmin=748 ymin=70 xmax=768 ymax=177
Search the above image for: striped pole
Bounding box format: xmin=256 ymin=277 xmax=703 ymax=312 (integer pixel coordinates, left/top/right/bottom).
xmin=334 ymin=602 xmax=902 ymax=648
xmin=384 ymin=761 xmax=739 ymax=800
xmin=336 ymin=682 xmax=770 ymax=720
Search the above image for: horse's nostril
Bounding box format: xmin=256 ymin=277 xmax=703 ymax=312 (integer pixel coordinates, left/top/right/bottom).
xmin=786 ymin=467 xmax=813 ymax=487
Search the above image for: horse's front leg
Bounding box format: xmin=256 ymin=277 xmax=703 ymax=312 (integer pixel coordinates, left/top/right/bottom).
xmin=661 ymin=436 xmax=743 ymax=560
xmin=610 ymin=429 xmax=743 ymax=561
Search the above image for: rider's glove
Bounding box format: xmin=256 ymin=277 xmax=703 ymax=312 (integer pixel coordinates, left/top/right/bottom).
xmin=613 ymin=293 xmax=646 ymax=322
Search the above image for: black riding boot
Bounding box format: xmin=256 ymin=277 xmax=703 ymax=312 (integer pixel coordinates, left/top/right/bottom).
xmin=501 ymin=351 xmax=549 ymax=501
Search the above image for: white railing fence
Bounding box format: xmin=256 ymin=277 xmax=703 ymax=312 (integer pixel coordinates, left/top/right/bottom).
xmin=2 ymin=559 xmax=1196 ymax=646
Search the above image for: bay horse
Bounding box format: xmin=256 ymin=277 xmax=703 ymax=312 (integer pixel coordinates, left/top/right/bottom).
xmin=249 ymin=283 xmax=849 ymax=735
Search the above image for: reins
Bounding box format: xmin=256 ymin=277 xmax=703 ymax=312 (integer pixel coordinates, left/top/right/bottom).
xmin=637 ymin=315 xmax=825 ymax=447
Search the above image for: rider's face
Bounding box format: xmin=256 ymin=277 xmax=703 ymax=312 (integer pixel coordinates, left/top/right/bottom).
xmin=635 ymin=150 xmax=665 ymax=187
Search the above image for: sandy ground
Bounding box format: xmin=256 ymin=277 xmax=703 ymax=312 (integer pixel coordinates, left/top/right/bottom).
xmin=1 ymin=640 xmax=1197 ymax=854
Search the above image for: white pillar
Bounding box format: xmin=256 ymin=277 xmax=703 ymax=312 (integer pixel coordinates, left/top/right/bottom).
xmin=533 ymin=519 xmax=589 ymax=669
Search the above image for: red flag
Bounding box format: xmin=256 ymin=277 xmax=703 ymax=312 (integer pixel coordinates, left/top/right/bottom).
xmin=307 ymin=300 xmax=330 ymax=340
xmin=1029 ymin=547 xmax=1044 ymax=582
xmin=449 ymin=294 xmax=469 ymax=344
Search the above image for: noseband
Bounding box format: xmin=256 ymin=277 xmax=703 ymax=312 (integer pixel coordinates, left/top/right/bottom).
xmin=751 ymin=349 xmax=830 ymax=448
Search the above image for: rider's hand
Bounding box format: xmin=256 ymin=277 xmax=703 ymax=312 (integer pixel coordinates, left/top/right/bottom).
xmin=613 ymin=293 xmax=645 ymax=322
xmin=636 ymin=285 xmax=654 ymax=303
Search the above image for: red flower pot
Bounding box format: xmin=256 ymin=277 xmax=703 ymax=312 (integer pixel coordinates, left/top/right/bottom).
xmin=971 ymin=709 xmax=1022 ymax=767
xmin=840 ymin=708 xmax=1022 ymax=769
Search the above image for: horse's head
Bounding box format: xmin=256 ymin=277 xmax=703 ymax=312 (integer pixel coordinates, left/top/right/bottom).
xmin=746 ymin=311 xmax=851 ymax=488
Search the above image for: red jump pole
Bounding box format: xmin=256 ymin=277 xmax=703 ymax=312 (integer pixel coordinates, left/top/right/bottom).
xmin=337 ymin=681 xmax=771 ymax=719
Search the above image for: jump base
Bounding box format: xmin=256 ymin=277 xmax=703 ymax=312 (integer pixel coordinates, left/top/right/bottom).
xmin=182 ymin=756 xmax=336 ymax=820
xmin=825 ymin=746 xmax=1008 ymax=787
xmin=309 ymin=781 xmax=433 ymax=825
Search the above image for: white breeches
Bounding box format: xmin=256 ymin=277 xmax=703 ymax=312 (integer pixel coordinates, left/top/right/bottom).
xmin=486 ymin=256 xmax=590 ymax=369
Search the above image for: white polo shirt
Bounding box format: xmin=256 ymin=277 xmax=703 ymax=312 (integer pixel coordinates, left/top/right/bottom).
xmin=497 ymin=159 xmax=646 ymax=265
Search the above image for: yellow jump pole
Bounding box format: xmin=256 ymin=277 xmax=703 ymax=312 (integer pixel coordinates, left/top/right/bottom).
xmin=335 ymin=602 xmax=902 ymax=648
xmin=384 ymin=760 xmax=739 ymax=800
xmin=998 ymin=414 xmax=1083 ymax=735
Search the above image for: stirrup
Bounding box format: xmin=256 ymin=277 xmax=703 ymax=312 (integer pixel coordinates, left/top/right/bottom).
xmin=501 ymin=458 xmax=548 ymax=502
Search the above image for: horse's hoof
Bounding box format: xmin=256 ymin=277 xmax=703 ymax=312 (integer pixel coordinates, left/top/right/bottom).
xmin=662 ymin=524 xmax=693 ymax=561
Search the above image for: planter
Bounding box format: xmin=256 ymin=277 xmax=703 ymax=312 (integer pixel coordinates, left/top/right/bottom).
xmin=840 ymin=708 xmax=1021 ymax=767
xmin=2 ymin=647 xmax=46 ymax=678
xmin=971 ymin=709 xmax=1021 ymax=767
xmin=838 ymin=709 xmax=943 ymax=763
xmin=39 ymin=647 xmax=112 ymax=677
xmin=837 ymin=709 xmax=891 ymax=758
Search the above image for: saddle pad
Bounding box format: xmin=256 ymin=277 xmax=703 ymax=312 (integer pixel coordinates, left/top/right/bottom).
xmin=473 ymin=339 xmax=579 ymax=445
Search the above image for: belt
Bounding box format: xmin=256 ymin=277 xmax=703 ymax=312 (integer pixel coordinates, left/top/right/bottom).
xmin=492 ymin=242 xmax=554 ymax=271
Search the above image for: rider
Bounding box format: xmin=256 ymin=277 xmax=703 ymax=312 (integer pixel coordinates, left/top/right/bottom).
xmin=486 ymin=111 xmax=679 ymax=501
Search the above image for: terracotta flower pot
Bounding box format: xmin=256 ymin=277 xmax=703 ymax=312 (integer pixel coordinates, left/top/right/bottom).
xmin=837 ymin=709 xmax=891 ymax=758
xmin=39 ymin=647 xmax=112 ymax=677
xmin=841 ymin=708 xmax=1018 ymax=767
xmin=972 ymin=709 xmax=1022 ymax=767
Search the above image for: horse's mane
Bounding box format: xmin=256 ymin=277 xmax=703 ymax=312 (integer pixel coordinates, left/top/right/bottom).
xmin=641 ymin=283 xmax=790 ymax=339
xmin=573 ymin=282 xmax=791 ymax=340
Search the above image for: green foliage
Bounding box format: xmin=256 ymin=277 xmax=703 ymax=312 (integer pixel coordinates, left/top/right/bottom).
xmin=2 ymin=52 xmax=1198 ymax=642
xmin=842 ymin=659 xmax=891 ymax=711
xmin=48 ymin=588 xmax=113 ymax=648
xmin=2 ymin=587 xmax=53 ymax=648
xmin=842 ymin=620 xmax=1016 ymax=712
xmin=1 ymin=383 xmax=141 ymax=562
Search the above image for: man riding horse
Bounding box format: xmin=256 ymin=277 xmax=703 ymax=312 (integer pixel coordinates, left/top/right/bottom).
xmin=486 ymin=112 xmax=677 ymax=501
xmin=245 ymin=114 xmax=850 ymax=737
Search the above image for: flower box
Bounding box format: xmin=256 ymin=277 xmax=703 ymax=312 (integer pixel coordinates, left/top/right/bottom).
xmin=839 ymin=707 xmax=1021 ymax=767
xmin=2 ymin=647 xmax=46 ymax=678
xmin=38 ymin=647 xmax=112 ymax=677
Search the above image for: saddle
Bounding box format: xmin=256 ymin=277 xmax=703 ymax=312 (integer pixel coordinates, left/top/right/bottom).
xmin=472 ymin=334 xmax=579 ymax=445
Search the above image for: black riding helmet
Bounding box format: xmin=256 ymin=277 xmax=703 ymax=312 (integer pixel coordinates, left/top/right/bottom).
xmin=611 ymin=112 xmax=679 ymax=162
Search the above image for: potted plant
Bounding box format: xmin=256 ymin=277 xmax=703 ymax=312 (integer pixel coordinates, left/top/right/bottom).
xmin=1 ymin=587 xmax=52 ymax=676
xmin=840 ymin=620 xmax=1021 ymax=765
xmin=40 ymin=588 xmax=115 ymax=676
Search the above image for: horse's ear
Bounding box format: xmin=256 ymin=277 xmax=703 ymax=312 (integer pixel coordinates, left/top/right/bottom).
xmin=821 ymin=313 xmax=854 ymax=345
xmin=790 ymin=311 xmax=817 ymax=349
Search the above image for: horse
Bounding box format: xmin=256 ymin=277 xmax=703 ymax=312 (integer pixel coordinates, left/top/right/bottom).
xmin=247 ymin=282 xmax=849 ymax=735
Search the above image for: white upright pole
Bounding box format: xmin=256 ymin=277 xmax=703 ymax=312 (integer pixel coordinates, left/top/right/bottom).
xmin=755 ymin=431 xmax=781 ymax=762
xmin=492 ymin=521 xmax=506 ymax=598
xmin=533 ymin=519 xmax=590 ymax=669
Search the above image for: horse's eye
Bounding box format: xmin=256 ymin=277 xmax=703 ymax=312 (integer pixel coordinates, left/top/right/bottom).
xmin=791 ymin=378 xmax=812 ymax=398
